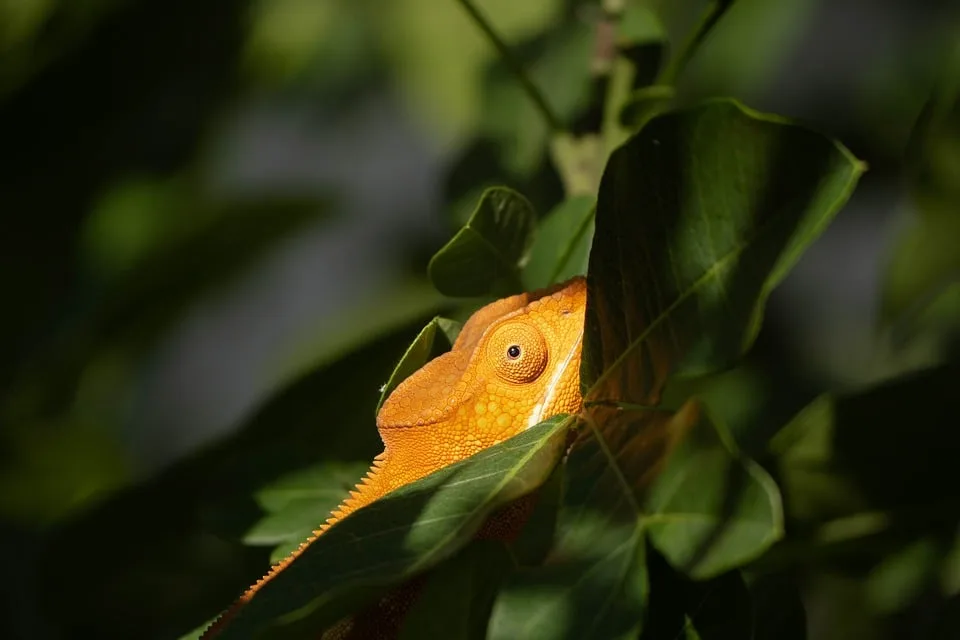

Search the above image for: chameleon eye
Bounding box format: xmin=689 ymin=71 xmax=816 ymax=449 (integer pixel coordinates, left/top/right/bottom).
xmin=487 ymin=322 xmax=548 ymax=384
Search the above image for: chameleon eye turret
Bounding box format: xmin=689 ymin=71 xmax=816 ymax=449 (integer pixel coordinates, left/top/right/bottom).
xmin=486 ymin=321 xmax=549 ymax=384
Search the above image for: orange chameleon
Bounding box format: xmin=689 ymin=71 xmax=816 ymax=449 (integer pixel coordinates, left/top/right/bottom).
xmin=202 ymin=276 xmax=587 ymax=638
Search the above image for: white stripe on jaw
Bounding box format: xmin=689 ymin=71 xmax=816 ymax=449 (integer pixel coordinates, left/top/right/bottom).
xmin=526 ymin=331 xmax=583 ymax=428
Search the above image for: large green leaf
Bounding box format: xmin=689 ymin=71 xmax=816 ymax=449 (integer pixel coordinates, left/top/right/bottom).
xmin=489 ymin=402 xmax=781 ymax=638
xmin=428 ymin=186 xmax=537 ymax=297
xmin=375 ymin=316 xmax=462 ymax=414
xmin=211 ymin=415 xmax=573 ymax=638
xmin=581 ymin=99 xmax=865 ymax=406
xmin=522 ymin=195 xmax=595 ymax=290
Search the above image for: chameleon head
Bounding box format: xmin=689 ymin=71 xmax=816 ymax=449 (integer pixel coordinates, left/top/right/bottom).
xmin=376 ymin=277 xmax=586 ymax=481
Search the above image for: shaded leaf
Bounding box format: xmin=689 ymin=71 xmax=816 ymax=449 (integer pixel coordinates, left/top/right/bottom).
xmin=770 ymin=363 xmax=960 ymax=527
xmin=882 ymin=209 xmax=960 ymax=346
xmin=489 ymin=407 xmax=688 ymax=639
xmin=490 ymin=400 xmax=782 ymax=638
xmin=505 ymin=463 xmax=565 ymax=567
xmin=644 ymin=405 xmax=783 ymax=579
xmin=212 ymin=416 xmax=573 ymax=638
xmin=243 ymin=462 xmax=369 ymax=548
xmin=522 ymin=195 xmax=595 ymax=290
xmin=376 ymin=316 xmax=461 ymax=414
xmin=864 ymin=537 xmax=942 ymax=614
xmin=399 ymin=540 xmax=515 ymax=640
xmin=428 ymin=187 xmax=537 ymax=297
xmin=641 ymin=546 xmax=755 ymax=640
xmin=582 ymin=99 xmax=865 ymax=406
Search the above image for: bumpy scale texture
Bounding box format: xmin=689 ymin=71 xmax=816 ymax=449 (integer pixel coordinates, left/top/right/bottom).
xmin=202 ymin=276 xmax=587 ymax=639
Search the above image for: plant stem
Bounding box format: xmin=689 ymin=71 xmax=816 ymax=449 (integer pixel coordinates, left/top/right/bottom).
xmin=455 ymin=0 xmax=564 ymax=132
xmin=657 ymin=0 xmax=731 ymax=86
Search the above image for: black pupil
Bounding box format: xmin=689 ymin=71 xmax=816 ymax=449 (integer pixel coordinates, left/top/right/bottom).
xmin=507 ymin=345 xmax=521 ymax=359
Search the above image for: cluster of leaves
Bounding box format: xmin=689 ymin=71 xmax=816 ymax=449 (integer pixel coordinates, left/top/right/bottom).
xmin=196 ymin=95 xmax=867 ymax=640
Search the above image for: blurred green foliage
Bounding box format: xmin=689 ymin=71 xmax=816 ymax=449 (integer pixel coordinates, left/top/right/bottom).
xmin=0 ymin=0 xmax=957 ymax=639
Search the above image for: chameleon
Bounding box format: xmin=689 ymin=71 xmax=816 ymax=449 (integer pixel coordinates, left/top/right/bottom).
xmin=202 ymin=275 xmax=587 ymax=638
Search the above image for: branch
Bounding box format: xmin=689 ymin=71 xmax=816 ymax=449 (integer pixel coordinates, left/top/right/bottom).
xmin=455 ymin=0 xmax=564 ymax=132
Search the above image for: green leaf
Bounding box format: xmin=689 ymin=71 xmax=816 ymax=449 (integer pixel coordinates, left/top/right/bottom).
xmin=617 ymin=4 xmax=665 ymax=47
xmin=212 ymin=415 xmax=573 ymax=639
xmin=428 ymin=186 xmax=537 ymax=297
xmin=376 ymin=316 xmax=461 ymax=414
xmin=399 ymin=540 xmax=515 ymax=640
xmin=490 ymin=401 xmax=782 ymax=638
xmin=522 ymin=195 xmax=595 ymax=290
xmin=488 ymin=407 xmax=688 ymax=640
xmin=882 ymin=209 xmax=960 ymax=344
xmin=644 ymin=406 xmax=783 ymax=579
xmin=864 ymin=537 xmax=942 ymax=614
xmin=582 ymin=99 xmax=865 ymax=406
xmin=243 ymin=462 xmax=369 ymax=548
xmin=770 ymin=363 xmax=960 ymax=528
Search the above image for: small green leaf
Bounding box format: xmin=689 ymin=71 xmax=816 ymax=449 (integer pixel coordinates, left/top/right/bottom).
xmin=244 ymin=462 xmax=369 ymax=547
xmin=617 ymin=4 xmax=665 ymax=47
xmin=582 ymin=99 xmax=865 ymax=406
xmin=429 ymin=187 xmax=537 ymax=297
xmin=881 ymin=209 xmax=960 ymax=343
xmin=376 ymin=316 xmax=462 ymax=414
xmin=864 ymin=538 xmax=942 ymax=614
xmin=770 ymin=363 xmax=960 ymax=527
xmin=212 ymin=416 xmax=573 ymax=638
xmin=522 ymin=195 xmax=595 ymax=290
xmin=644 ymin=407 xmax=783 ymax=579
xmin=399 ymin=540 xmax=515 ymax=640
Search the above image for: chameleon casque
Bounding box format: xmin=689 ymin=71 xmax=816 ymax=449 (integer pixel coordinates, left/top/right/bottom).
xmin=202 ymin=276 xmax=588 ymax=638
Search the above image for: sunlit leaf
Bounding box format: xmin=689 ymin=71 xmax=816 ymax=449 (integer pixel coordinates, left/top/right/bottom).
xmin=211 ymin=416 xmax=573 ymax=638
xmin=429 ymin=187 xmax=537 ymax=297
xmin=582 ymin=99 xmax=865 ymax=406
xmin=522 ymin=195 xmax=595 ymax=290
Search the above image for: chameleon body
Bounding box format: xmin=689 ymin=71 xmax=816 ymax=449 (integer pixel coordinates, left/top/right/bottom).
xmin=202 ymin=276 xmax=587 ymax=638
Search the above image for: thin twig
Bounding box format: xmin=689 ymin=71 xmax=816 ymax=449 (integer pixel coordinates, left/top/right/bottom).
xmin=657 ymin=0 xmax=731 ymax=86
xmin=455 ymin=0 xmax=564 ymax=132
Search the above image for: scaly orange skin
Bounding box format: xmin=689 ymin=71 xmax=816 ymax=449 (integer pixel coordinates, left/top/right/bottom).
xmin=202 ymin=277 xmax=587 ymax=638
